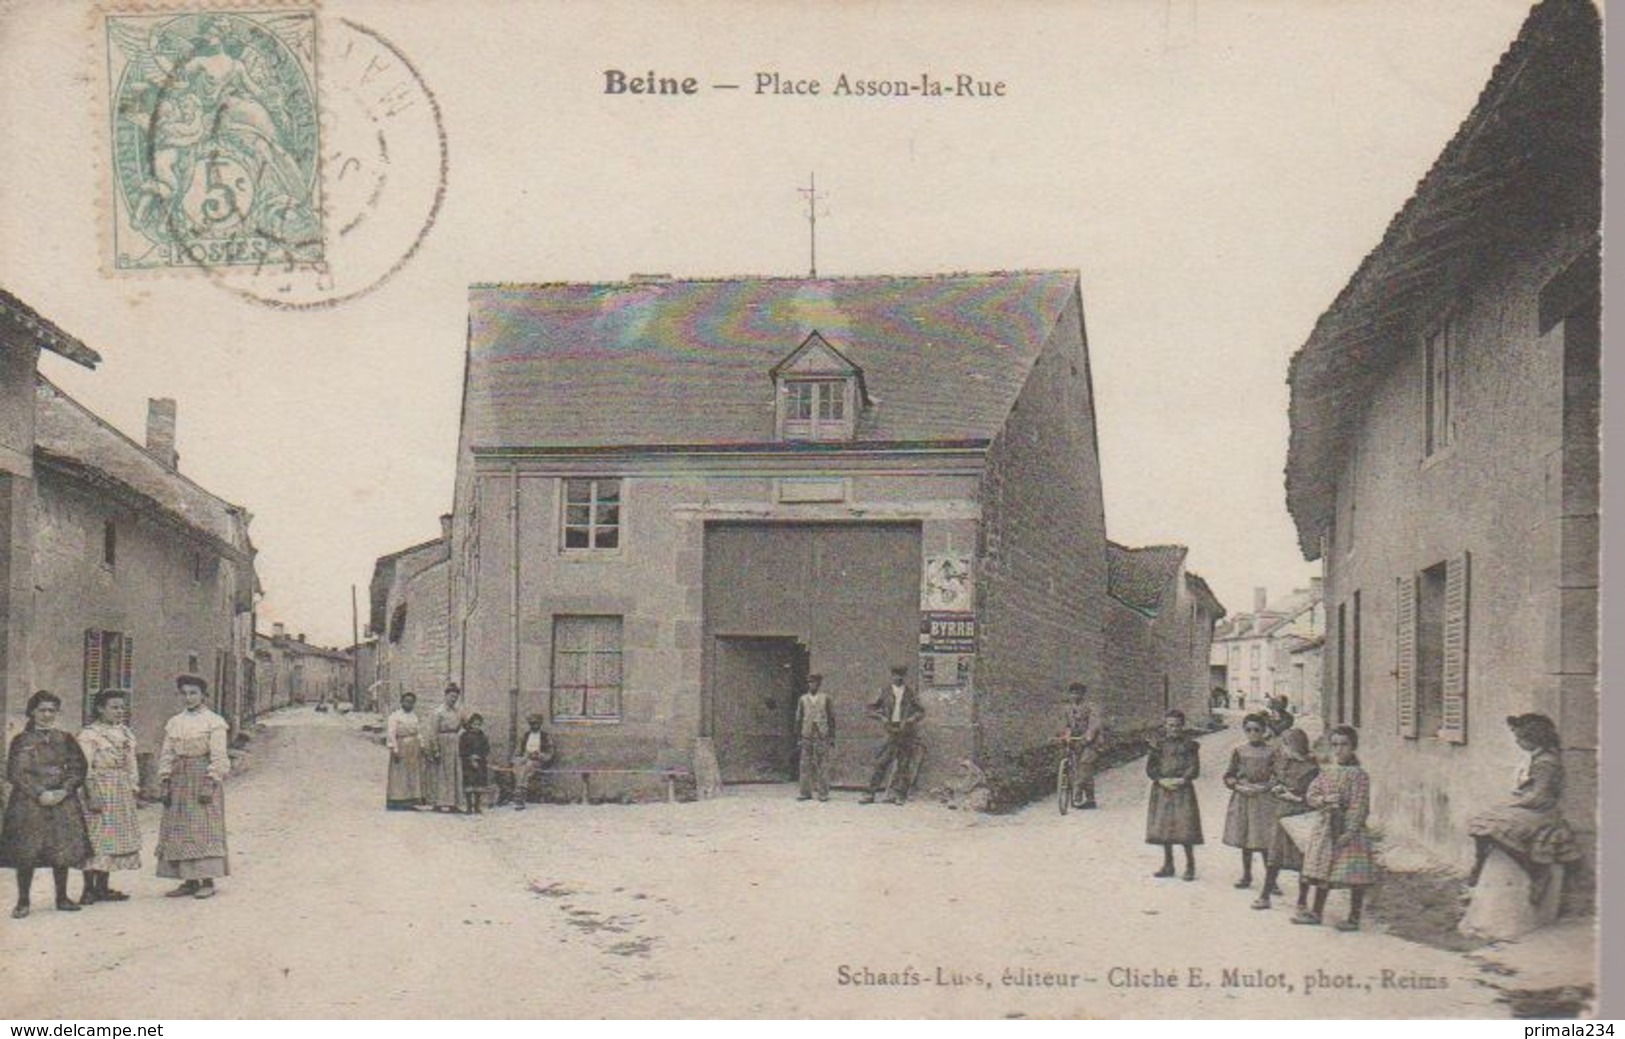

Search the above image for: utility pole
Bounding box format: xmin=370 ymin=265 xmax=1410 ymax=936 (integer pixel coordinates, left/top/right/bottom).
xmin=350 ymin=584 xmax=361 ymax=711
xmin=797 ymin=172 xmax=825 ymax=277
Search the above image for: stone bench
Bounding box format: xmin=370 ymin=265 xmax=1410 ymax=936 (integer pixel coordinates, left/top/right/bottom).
xmin=489 ymin=765 xmax=692 ymax=804
xmin=1460 ymin=846 xmax=1565 ymax=940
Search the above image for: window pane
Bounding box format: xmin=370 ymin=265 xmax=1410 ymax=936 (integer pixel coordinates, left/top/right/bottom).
xmin=596 ymin=504 xmax=620 ymax=527
xmin=597 ymin=480 xmax=620 ymax=504
xmin=564 ymin=527 xmax=590 ymax=548
xmin=595 ymin=527 xmax=619 ymax=549
xmin=565 ymin=479 xmax=593 ymax=504
xmin=565 ymin=504 xmax=591 ymax=526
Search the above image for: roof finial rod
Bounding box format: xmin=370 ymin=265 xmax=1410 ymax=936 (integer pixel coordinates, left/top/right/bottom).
xmin=797 ymin=172 xmax=825 ymax=277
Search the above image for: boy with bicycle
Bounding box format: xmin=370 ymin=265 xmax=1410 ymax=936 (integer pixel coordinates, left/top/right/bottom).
xmin=1061 ymin=683 xmax=1103 ymax=809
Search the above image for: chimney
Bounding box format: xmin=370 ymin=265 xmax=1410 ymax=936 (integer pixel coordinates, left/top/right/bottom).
xmin=1310 ymin=576 xmax=1324 ymax=601
xmin=1253 ymin=587 xmax=1268 ymax=613
xmin=272 ymin=622 xmax=286 ymax=640
xmin=439 ymin=513 xmax=453 ymax=544
xmin=297 ymin=633 xmax=306 ymax=643
xmin=145 ymin=398 xmax=178 ymax=470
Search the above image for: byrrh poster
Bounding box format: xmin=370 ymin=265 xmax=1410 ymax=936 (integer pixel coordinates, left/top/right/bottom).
xmin=0 ymin=0 xmax=1605 ymax=1022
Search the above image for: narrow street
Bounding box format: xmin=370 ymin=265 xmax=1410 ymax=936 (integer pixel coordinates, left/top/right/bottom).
xmin=3 ymin=708 xmax=1545 ymax=1018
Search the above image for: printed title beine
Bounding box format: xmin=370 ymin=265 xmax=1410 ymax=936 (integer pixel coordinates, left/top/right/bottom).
xmin=604 ymin=69 xmax=1008 ymax=98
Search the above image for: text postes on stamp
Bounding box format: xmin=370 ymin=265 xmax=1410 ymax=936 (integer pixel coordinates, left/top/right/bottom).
xmin=107 ymin=9 xmax=323 ymax=272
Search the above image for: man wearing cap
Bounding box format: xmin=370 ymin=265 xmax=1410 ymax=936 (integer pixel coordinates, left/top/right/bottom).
xmin=861 ymin=665 xmax=925 ymax=805
xmin=509 ymin=712 xmax=556 ymax=810
xmin=154 ymin=674 xmax=230 ymax=899
xmin=795 ymin=674 xmax=836 ymax=802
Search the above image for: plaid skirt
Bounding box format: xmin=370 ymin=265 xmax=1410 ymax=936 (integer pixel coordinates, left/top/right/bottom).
xmin=1298 ymin=811 xmax=1376 ymax=888
xmin=156 ymin=755 xmax=228 ymax=868
xmin=83 ymin=766 xmax=142 ymax=872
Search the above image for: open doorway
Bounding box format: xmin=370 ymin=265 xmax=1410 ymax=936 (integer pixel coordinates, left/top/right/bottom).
xmin=712 ymin=636 xmax=808 ymax=783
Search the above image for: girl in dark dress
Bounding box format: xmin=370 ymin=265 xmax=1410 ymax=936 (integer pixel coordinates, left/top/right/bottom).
xmin=1145 ymin=709 xmax=1203 ymax=881
xmin=459 ymin=713 xmax=492 ymax=815
xmin=0 ymin=691 xmax=92 ymax=918
xmin=1222 ymin=712 xmax=1277 ymax=889
xmin=1251 ymin=727 xmax=1319 ymax=911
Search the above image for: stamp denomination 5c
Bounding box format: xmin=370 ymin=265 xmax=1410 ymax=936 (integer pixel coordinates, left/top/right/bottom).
xmin=105 ymin=9 xmax=322 ymax=272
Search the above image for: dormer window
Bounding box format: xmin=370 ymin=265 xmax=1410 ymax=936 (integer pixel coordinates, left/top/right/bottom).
xmin=771 ymin=331 xmax=867 ymax=442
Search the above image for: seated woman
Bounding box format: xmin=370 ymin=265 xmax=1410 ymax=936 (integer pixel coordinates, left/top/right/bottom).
xmin=1467 ymin=713 xmax=1580 ymax=905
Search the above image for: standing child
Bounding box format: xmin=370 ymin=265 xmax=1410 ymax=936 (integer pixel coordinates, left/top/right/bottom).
xmin=459 ymin=714 xmax=491 ymax=815
xmin=1252 ymin=727 xmax=1319 ymax=911
xmin=1293 ymin=725 xmax=1376 ymax=931
xmin=795 ymin=675 xmax=836 ymax=802
xmin=1061 ymin=683 xmax=1104 ymax=810
xmin=1222 ymin=712 xmax=1278 ymax=889
xmin=1145 ymin=709 xmax=1203 ymax=881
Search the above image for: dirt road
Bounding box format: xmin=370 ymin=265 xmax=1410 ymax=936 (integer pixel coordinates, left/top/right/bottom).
xmin=1 ymin=708 xmax=1549 ymax=1018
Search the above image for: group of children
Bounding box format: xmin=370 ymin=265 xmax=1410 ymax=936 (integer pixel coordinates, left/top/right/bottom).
xmin=1144 ymin=707 xmax=1375 ymax=932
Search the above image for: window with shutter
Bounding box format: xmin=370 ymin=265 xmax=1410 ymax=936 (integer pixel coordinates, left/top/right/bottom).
xmin=1439 ymin=551 xmax=1471 ymax=744
xmin=83 ymin=630 xmax=104 ymax=723
xmin=1395 ymin=575 xmax=1417 ymax=738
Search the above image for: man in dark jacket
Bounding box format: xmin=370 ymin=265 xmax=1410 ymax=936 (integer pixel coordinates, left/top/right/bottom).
xmin=860 ymin=665 xmax=925 ymax=805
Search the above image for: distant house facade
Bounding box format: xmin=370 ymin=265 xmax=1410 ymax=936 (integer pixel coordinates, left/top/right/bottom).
xmin=251 ymin=625 xmax=352 ymax=716
xmin=370 ymin=520 xmax=452 ymax=711
xmin=1285 ymin=0 xmax=1599 ymax=868
xmin=1209 ymin=583 xmax=1324 ymax=715
xmin=2 ymin=292 xmax=258 ymax=772
xmin=1102 ymin=542 xmax=1225 ymax=728
xmin=447 ymin=272 xmax=1110 ymax=794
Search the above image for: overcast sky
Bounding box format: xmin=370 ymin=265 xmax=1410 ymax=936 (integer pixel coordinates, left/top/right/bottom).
xmin=0 ymin=0 xmax=1534 ymax=645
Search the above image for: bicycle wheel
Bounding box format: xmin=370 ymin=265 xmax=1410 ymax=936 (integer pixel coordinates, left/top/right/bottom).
xmin=1057 ymin=756 xmax=1072 ymax=815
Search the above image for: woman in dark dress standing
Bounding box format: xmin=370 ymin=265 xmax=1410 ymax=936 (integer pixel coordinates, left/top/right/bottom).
xmin=1145 ymin=709 xmax=1204 ymax=881
xmin=0 ymin=691 xmax=92 ymax=918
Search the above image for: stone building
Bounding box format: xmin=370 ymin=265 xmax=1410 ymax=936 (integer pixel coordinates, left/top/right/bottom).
xmin=1 ymin=291 xmax=258 ymax=768
xmin=1101 ymin=542 xmax=1225 ymax=728
xmin=447 ymin=272 xmax=1110 ymax=794
xmin=369 ymin=520 xmax=452 ymax=712
xmin=1284 ymin=0 xmax=1600 ymax=868
xmin=1209 ymin=583 xmax=1324 ymax=714
xmin=250 ymin=624 xmax=353 ymax=716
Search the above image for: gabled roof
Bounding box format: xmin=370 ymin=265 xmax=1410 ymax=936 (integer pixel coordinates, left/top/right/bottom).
xmin=1106 ymin=542 xmax=1187 ymax=616
xmin=463 ymin=271 xmax=1080 ymax=450
xmin=33 ymin=377 xmax=248 ymax=557
xmin=1184 ymin=571 xmax=1226 ymax=620
xmin=368 ymin=536 xmax=449 ymax=631
xmin=1285 ymin=0 xmax=1601 ymax=558
xmin=0 ymin=289 xmax=101 ymax=369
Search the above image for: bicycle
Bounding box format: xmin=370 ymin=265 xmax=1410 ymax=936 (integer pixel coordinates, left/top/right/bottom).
xmin=1054 ymin=734 xmax=1089 ymax=815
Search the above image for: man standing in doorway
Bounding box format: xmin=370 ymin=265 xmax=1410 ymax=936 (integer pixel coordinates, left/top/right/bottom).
xmin=795 ymin=674 xmax=835 ymax=802
xmin=860 ymin=664 xmax=925 ymax=805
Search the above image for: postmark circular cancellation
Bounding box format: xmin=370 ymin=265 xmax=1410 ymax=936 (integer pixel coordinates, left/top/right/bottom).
xmin=103 ymin=7 xmax=447 ymax=310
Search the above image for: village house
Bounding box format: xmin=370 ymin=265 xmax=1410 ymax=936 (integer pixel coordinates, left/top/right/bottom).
xmin=369 ymin=519 xmax=452 ymax=712
xmin=446 ymin=272 xmax=1111 ymax=795
xmin=249 ymin=624 xmax=354 ymax=718
xmin=1284 ymin=0 xmax=1599 ymax=872
xmin=1 ymin=291 xmax=258 ymax=778
xmin=1101 ymin=542 xmax=1225 ymax=729
xmin=1208 ymin=582 xmax=1325 ymax=715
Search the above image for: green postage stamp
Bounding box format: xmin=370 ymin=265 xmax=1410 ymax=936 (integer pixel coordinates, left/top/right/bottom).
xmin=104 ymin=9 xmax=323 ymax=271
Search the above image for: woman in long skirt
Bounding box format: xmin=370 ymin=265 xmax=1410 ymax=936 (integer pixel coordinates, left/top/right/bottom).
xmin=1293 ymin=724 xmax=1375 ymax=931
xmin=1222 ymin=712 xmax=1278 ymax=890
xmin=0 ymin=691 xmax=92 ymax=917
xmin=1252 ymin=727 xmax=1319 ymax=911
xmin=1466 ymin=713 xmax=1580 ymax=904
xmin=1146 ymin=709 xmax=1203 ymax=881
xmin=77 ymin=689 xmax=143 ymax=905
xmin=155 ymin=674 xmax=231 ymax=900
xmin=385 ymin=692 xmax=427 ymax=810
xmin=426 ymin=683 xmax=466 ymax=812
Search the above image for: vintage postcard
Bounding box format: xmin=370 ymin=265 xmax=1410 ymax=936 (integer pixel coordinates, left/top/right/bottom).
xmin=0 ymin=0 xmax=1606 ymax=1021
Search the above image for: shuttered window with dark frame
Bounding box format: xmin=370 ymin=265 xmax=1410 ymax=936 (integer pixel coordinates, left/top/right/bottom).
xmin=83 ymin=630 xmax=134 ymax=723
xmin=1395 ymin=552 xmax=1470 ymax=742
